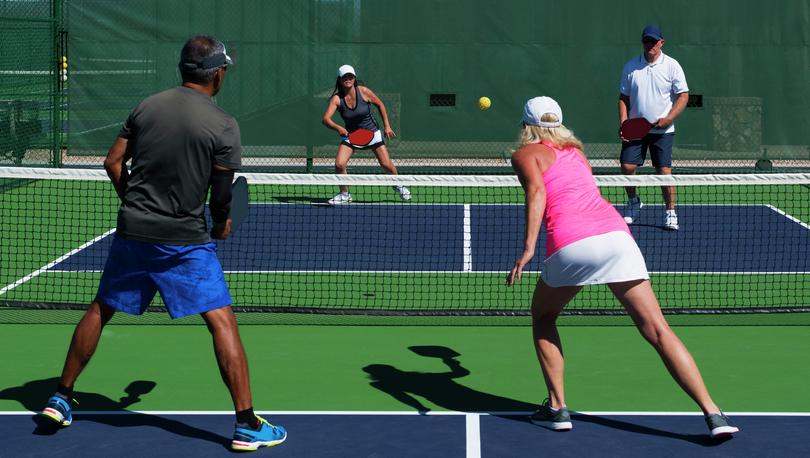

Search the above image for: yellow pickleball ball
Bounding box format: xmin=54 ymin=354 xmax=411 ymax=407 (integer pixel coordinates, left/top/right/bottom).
xmin=478 ymin=96 xmax=491 ymax=110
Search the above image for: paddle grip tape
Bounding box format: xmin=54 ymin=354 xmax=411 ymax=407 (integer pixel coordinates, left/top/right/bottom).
xmin=209 ymin=169 xmax=235 ymax=223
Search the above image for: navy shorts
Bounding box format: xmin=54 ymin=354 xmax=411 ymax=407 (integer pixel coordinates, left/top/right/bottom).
xmin=620 ymin=133 xmax=675 ymax=168
xmin=96 ymin=235 xmax=232 ymax=319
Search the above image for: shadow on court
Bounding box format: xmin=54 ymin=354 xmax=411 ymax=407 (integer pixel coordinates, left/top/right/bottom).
xmin=570 ymin=413 xmax=730 ymax=446
xmin=364 ymin=346 xmax=730 ymax=447
xmin=272 ymin=195 xmax=330 ymax=204
xmin=0 ymin=377 xmax=230 ymax=449
xmin=271 ymin=196 xmax=406 ymax=204
xmin=363 ymin=345 xmax=537 ymax=413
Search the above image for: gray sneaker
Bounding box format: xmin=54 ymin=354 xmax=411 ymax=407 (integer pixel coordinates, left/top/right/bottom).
xmin=705 ymin=412 xmax=739 ymax=438
xmin=529 ymin=399 xmax=572 ymax=431
xmin=623 ymin=197 xmax=644 ymax=224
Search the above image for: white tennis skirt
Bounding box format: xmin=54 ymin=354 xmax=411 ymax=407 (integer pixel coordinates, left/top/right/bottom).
xmin=541 ymin=231 xmax=649 ymax=287
xmin=343 ymin=129 xmax=385 ymax=149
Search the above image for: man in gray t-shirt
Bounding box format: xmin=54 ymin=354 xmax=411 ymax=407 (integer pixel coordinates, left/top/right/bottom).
xmin=40 ymin=36 xmax=287 ymax=452
xmin=116 ymin=83 xmax=241 ymax=244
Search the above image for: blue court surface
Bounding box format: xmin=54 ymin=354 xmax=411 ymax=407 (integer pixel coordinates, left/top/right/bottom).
xmin=51 ymin=203 xmax=810 ymax=274
xmin=2 ymin=411 xmax=808 ymax=457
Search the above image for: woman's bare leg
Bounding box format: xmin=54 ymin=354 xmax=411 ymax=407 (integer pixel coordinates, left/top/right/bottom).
xmin=335 ymin=143 xmax=354 ymax=194
xmin=531 ymin=280 xmax=582 ymax=409
xmin=609 ymin=279 xmax=720 ymax=414
xmin=372 ymin=144 xmax=398 ymax=175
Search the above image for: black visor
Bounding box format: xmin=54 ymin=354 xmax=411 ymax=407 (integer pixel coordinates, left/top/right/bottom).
xmin=180 ymin=51 xmax=233 ymax=70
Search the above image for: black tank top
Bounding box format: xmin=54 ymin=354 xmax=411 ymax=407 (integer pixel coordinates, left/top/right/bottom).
xmin=338 ymin=85 xmax=378 ymax=132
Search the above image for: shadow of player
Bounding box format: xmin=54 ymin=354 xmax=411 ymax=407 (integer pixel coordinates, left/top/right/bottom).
xmin=363 ymin=346 xmax=728 ymax=446
xmin=0 ymin=377 xmax=230 ymax=448
xmin=363 ymin=345 xmax=536 ymax=414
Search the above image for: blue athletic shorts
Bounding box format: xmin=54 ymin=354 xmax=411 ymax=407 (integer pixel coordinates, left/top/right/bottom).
xmin=96 ymin=235 xmax=232 ymax=319
xmin=620 ymin=133 xmax=675 ymax=168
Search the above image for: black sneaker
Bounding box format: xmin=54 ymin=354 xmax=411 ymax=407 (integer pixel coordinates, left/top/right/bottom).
xmin=705 ymin=412 xmax=739 ymax=438
xmin=529 ymin=398 xmax=572 ymax=431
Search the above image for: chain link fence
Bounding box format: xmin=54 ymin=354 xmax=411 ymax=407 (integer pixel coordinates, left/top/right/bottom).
xmin=2 ymin=1 xmax=809 ymax=174
xmin=0 ymin=0 xmax=64 ymax=167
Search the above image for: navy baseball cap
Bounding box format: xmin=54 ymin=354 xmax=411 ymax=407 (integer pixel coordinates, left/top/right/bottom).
xmin=642 ymin=25 xmax=663 ymax=41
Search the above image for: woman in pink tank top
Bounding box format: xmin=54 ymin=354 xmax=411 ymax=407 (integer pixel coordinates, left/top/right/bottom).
xmin=505 ymin=96 xmax=738 ymax=438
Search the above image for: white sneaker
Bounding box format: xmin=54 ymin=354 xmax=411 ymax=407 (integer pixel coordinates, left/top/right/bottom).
xmin=394 ymin=185 xmax=411 ymax=201
xmin=623 ymin=197 xmax=643 ymax=224
xmin=328 ymin=192 xmax=352 ymax=205
xmin=663 ymin=210 xmax=679 ymax=230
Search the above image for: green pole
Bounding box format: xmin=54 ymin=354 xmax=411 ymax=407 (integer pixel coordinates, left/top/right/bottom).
xmin=50 ymin=0 xmax=64 ymax=167
xmin=306 ymin=0 xmax=316 ymax=173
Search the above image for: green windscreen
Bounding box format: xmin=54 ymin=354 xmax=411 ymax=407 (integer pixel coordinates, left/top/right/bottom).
xmin=63 ymin=0 xmax=810 ymax=171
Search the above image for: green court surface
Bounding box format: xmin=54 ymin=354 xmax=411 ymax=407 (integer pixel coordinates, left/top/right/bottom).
xmin=2 ymin=175 xmax=809 ymax=416
xmin=1 ymin=324 xmax=809 ymax=413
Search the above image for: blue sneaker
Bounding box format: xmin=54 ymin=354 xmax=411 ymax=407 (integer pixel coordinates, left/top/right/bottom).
xmin=40 ymin=395 xmax=77 ymax=427
xmin=231 ymin=415 xmax=287 ymax=451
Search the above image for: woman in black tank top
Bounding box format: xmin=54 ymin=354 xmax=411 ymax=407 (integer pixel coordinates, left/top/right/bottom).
xmin=321 ymin=64 xmax=411 ymax=205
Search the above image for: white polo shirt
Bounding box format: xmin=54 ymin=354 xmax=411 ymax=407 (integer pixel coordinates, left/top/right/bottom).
xmin=619 ymin=52 xmax=688 ymax=134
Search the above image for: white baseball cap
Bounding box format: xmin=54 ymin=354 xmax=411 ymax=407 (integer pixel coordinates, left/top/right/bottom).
xmin=337 ymin=64 xmax=356 ymax=77
xmin=522 ymin=96 xmax=563 ymax=128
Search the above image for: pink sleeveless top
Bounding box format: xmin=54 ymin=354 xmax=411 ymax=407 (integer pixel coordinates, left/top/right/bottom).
xmin=539 ymin=140 xmax=631 ymax=256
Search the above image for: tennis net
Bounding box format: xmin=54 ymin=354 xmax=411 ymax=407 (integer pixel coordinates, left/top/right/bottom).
xmin=1 ymin=167 xmax=809 ymax=324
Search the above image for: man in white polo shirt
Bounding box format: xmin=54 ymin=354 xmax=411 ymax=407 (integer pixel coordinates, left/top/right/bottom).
xmin=618 ymin=24 xmax=689 ymax=230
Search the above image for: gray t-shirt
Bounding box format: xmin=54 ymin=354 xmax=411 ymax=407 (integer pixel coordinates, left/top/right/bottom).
xmin=116 ymin=86 xmax=241 ymax=245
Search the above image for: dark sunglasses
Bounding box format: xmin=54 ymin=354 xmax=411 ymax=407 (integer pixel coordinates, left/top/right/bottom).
xmin=642 ymin=37 xmax=660 ymax=45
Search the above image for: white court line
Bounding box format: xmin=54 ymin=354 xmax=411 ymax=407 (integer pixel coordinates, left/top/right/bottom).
xmin=574 ymin=411 xmax=810 ymax=417
xmin=765 ymin=204 xmax=810 ymax=231
xmin=250 ymin=202 xmax=776 ymax=206
xmin=1 ymin=410 xmax=809 ymax=416
xmin=47 ymin=270 xmax=810 ymax=275
xmin=0 ymin=410 xmax=466 ymax=416
xmin=463 ymin=204 xmax=472 ymax=272
xmin=0 ymin=228 xmax=116 ymax=296
xmin=466 ymin=413 xmax=481 ymax=458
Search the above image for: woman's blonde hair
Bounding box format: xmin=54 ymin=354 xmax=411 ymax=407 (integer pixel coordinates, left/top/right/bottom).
xmin=518 ymin=113 xmax=584 ymax=151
